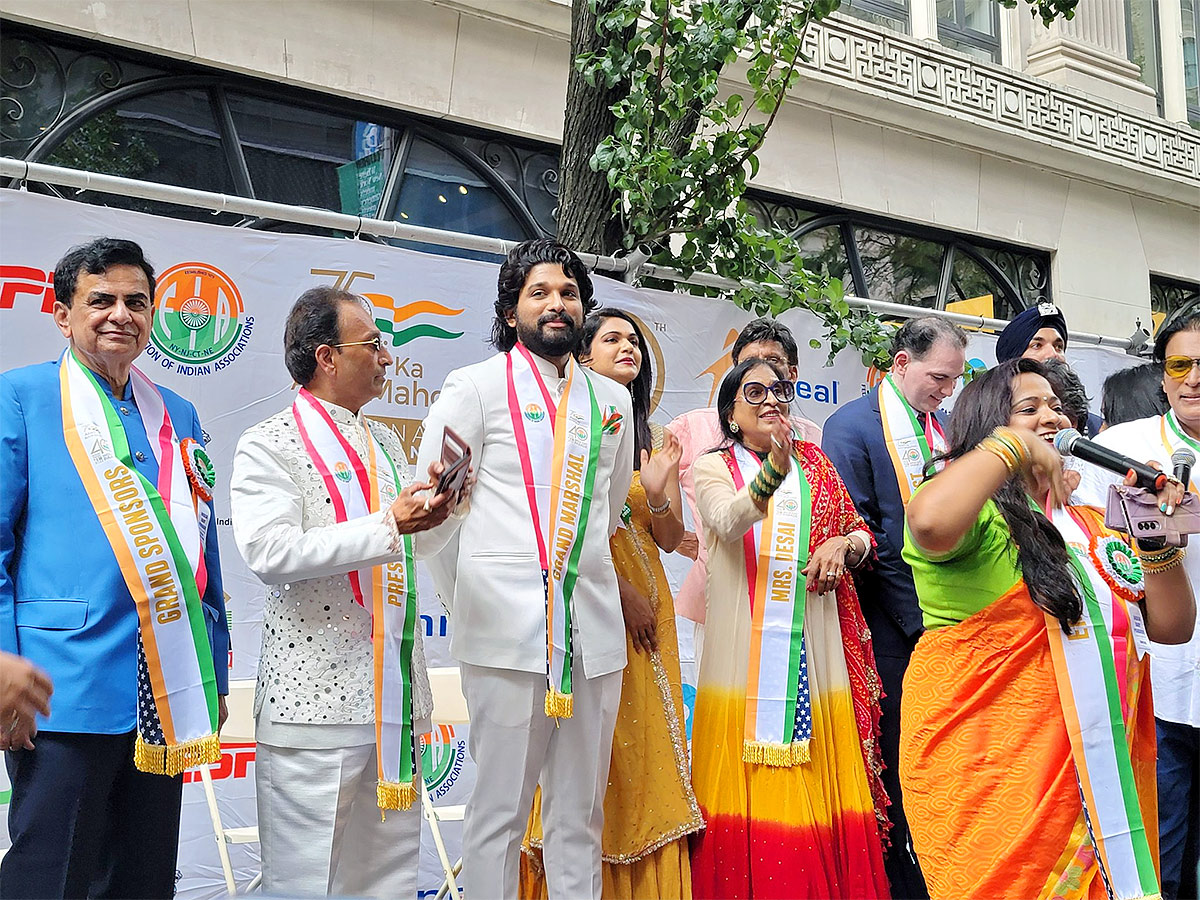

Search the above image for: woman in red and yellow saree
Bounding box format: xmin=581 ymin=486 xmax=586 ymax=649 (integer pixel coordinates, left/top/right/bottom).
xmin=902 ymin=358 xmax=1196 ymax=900
xmin=690 ymin=358 xmax=891 ymax=899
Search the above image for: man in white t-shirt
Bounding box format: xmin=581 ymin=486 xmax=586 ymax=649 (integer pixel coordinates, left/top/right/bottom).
xmin=1072 ymin=312 xmax=1200 ymax=900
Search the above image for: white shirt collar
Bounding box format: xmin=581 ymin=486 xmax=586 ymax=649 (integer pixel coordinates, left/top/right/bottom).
xmin=310 ymin=394 xmax=366 ymax=429
xmin=526 ymin=348 xmax=570 ymax=383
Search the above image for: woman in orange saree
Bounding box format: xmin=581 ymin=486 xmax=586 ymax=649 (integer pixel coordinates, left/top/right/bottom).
xmin=901 ymin=358 xmax=1195 ymax=900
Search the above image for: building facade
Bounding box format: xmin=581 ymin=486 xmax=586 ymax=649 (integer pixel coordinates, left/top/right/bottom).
xmin=1 ymin=0 xmax=1197 ymax=338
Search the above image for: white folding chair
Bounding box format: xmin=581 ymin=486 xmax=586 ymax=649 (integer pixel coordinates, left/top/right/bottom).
xmin=197 ymin=679 xmax=261 ymax=895
xmin=421 ymin=667 xmax=469 ymax=900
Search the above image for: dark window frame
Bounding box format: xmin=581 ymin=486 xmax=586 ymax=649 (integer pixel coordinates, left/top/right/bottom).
xmin=839 ymin=0 xmax=911 ymax=33
xmin=2 ymin=21 xmax=559 ymax=241
xmin=936 ymin=0 xmax=1002 ymax=62
xmin=747 ymin=192 xmax=1051 ymax=318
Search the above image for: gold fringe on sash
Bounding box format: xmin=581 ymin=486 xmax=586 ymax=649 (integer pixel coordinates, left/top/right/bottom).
xmin=377 ymin=779 xmax=418 ymax=814
xmin=544 ymin=689 xmax=574 ymax=719
xmin=742 ymin=739 xmax=811 ymax=767
xmin=134 ymin=732 xmax=221 ymax=776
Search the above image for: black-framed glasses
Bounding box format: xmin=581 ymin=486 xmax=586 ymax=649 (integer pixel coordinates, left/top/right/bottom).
xmin=739 ymin=380 xmax=796 ymax=405
xmin=332 ymin=336 xmax=387 ymax=354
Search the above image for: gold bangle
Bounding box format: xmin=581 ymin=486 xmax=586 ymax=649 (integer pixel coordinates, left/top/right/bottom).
xmin=978 ymin=438 xmax=1019 ymax=474
xmin=978 ymin=427 xmax=1030 ymax=475
xmin=844 ymin=534 xmax=863 ymax=561
xmin=1142 ymin=548 xmax=1185 ymax=573
xmin=993 ymin=427 xmax=1031 ymax=468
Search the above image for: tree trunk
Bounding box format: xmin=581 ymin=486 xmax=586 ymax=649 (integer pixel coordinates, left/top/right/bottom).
xmin=557 ymin=0 xmax=634 ymax=256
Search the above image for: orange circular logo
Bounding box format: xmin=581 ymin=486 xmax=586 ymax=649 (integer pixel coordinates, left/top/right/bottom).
xmin=151 ymin=262 xmax=246 ymax=364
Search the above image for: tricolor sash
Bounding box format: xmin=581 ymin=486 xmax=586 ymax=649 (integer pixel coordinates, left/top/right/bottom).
xmin=292 ymin=389 xmax=419 ymax=811
xmin=59 ymin=350 xmax=219 ymax=775
xmin=1161 ymin=412 xmax=1200 ymax=492
xmin=879 ymin=374 xmax=946 ymax=503
xmin=725 ymin=443 xmax=814 ymax=767
xmin=1049 ymin=505 xmax=1159 ymax=900
xmin=505 ymin=344 xmax=602 ymax=719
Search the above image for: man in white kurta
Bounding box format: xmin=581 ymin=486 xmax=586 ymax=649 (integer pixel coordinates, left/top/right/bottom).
xmin=1072 ymin=316 xmax=1200 ymax=900
xmin=231 ymin=288 xmax=455 ymax=898
xmin=415 ymin=239 xmax=633 ymax=898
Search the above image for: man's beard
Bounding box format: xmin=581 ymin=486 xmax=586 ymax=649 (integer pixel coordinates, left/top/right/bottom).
xmin=517 ymin=312 xmax=581 ymax=358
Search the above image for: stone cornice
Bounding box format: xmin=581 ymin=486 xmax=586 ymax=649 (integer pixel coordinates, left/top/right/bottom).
xmin=795 ymin=14 xmax=1198 ymax=193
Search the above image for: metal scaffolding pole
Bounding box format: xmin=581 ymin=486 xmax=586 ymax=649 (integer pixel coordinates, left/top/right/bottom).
xmin=0 ymin=157 xmax=1132 ymax=350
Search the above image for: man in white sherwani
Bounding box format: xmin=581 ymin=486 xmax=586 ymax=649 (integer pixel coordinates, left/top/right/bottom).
xmin=230 ymin=287 xmax=457 ymax=898
xmin=416 ymin=239 xmax=634 ymax=898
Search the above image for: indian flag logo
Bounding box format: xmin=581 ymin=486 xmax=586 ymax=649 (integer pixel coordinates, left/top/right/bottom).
xmin=524 ymin=403 xmax=545 ymax=422
xmin=333 ymin=461 xmax=352 ymax=483
xmin=363 ymin=294 xmax=463 ymax=347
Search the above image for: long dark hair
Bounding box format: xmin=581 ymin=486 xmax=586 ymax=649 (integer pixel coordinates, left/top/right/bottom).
xmin=933 ymin=357 xmax=1083 ymax=632
xmin=711 ymin=357 xmax=792 ymax=451
xmin=579 ymin=307 xmax=653 ymax=465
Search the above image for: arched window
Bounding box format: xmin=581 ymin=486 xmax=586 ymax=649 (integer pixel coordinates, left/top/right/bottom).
xmin=745 ymin=194 xmax=1049 ymax=320
xmin=2 ymin=26 xmax=560 ymax=245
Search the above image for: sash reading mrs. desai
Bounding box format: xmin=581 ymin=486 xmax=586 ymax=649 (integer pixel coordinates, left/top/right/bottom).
xmin=59 ymin=349 xmax=219 ymax=775
xmin=879 ymin=374 xmax=947 ymax=503
xmin=724 ymin=443 xmax=814 ymax=766
xmin=1049 ymin=505 xmax=1160 ymax=900
xmin=505 ymin=343 xmax=602 ymax=719
xmin=292 ymin=388 xmax=419 ymax=811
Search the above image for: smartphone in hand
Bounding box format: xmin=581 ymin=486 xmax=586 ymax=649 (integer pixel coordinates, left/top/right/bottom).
xmin=436 ymin=426 xmax=471 ymax=500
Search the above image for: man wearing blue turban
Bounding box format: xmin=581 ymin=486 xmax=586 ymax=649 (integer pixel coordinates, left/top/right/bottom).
xmin=995 ymin=302 xmax=1069 ymax=363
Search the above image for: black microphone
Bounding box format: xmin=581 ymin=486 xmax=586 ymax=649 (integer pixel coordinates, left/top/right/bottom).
xmin=1054 ymin=428 xmax=1168 ymax=492
xmin=1172 ymin=447 xmax=1195 ymax=487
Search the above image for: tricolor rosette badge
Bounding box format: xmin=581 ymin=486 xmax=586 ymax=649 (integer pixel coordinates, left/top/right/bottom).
xmin=180 ymin=437 xmax=216 ymax=502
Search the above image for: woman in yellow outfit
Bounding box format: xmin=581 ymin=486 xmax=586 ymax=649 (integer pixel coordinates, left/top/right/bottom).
xmin=521 ymin=307 xmax=704 ymax=897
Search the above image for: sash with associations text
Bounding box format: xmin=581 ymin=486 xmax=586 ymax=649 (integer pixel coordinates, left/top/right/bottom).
xmin=293 ymin=388 xmax=419 ymax=811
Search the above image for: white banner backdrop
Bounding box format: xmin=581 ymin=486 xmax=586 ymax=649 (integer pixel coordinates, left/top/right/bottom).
xmin=0 ymin=190 xmax=1136 ymax=897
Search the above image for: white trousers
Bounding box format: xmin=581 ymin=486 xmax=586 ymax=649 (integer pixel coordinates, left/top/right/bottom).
xmin=255 ymin=742 xmax=421 ymax=899
xmin=460 ymin=663 xmax=622 ymax=900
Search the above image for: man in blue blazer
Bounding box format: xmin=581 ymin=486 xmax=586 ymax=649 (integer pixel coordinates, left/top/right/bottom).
xmin=822 ymin=316 xmax=968 ymax=900
xmin=0 ymin=238 xmax=229 ymax=899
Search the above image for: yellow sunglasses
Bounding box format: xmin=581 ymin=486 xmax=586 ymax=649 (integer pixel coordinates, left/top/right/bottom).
xmin=1164 ymin=356 xmax=1200 ymax=379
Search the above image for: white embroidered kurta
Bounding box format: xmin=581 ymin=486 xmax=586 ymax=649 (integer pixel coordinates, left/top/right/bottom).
xmin=230 ymin=399 xmax=432 ymax=746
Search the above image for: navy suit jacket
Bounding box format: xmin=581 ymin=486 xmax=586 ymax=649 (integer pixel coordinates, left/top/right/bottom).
xmin=822 ymin=386 xmax=943 ymax=644
xmin=0 ymin=359 xmax=229 ymax=735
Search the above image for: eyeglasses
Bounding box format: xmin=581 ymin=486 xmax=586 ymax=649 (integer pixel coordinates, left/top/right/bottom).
xmin=739 ymin=380 xmax=796 ymax=405
xmin=751 ymin=355 xmax=788 ymax=368
xmin=1164 ymin=356 xmax=1200 ymax=379
xmin=332 ymin=336 xmax=387 ymax=354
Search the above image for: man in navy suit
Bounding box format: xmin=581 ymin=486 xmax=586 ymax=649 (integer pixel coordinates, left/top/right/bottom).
xmin=0 ymin=238 xmax=229 ymax=899
xmin=822 ymin=316 xmax=968 ymax=900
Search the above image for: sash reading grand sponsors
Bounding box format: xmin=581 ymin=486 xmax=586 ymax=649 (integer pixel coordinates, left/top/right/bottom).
xmin=105 ymin=464 xmax=183 ymax=624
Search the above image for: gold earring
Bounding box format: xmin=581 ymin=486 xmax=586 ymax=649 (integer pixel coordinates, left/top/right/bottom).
xmin=730 ymin=421 xmax=739 ymax=433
